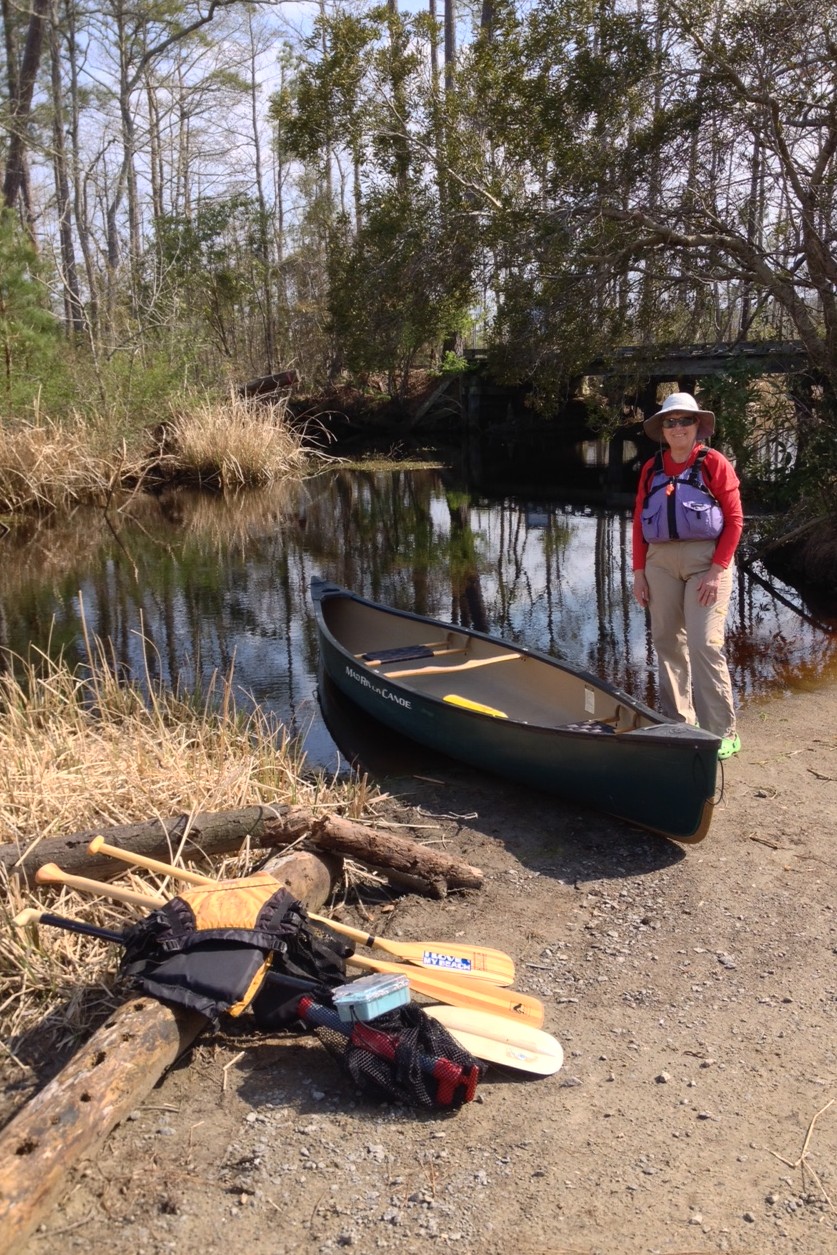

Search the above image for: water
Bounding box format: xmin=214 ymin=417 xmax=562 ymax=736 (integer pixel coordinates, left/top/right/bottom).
xmin=1 ymin=467 xmax=835 ymax=775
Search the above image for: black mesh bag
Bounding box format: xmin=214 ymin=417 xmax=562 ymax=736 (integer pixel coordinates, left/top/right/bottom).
xmin=298 ymin=997 xmax=483 ymax=1110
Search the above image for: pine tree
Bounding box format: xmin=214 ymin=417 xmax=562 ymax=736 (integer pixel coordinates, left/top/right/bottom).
xmin=0 ymin=209 xmax=60 ymax=405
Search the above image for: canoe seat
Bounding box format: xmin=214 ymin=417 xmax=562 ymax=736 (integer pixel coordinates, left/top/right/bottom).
xmin=360 ymin=639 xmax=466 ymax=668
xmin=361 ymin=644 xmax=435 ymax=664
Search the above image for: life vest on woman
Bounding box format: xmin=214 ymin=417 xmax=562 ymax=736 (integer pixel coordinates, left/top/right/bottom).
xmin=640 ymin=448 xmax=724 ymax=544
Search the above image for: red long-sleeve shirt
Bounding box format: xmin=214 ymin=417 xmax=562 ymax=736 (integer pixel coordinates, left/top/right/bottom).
xmin=632 ymin=444 xmax=744 ymax=572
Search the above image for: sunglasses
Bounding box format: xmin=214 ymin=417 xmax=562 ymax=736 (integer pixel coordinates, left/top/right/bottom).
xmin=662 ymin=416 xmax=699 ymax=429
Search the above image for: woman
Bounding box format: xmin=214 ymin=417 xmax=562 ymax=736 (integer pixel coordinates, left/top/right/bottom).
xmin=632 ymin=392 xmax=743 ymax=760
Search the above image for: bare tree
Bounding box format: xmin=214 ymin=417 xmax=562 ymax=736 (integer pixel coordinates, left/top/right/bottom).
xmin=48 ymin=0 xmax=84 ymax=334
xmin=2 ymin=0 xmax=49 ymax=225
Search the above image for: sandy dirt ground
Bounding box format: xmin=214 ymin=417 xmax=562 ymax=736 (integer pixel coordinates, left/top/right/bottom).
xmin=8 ymin=679 xmax=837 ymax=1255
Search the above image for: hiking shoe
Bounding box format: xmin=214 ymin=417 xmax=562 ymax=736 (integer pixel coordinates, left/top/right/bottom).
xmin=718 ymin=734 xmax=741 ymax=760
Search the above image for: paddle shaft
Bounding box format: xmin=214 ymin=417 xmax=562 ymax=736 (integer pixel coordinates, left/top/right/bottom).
xmin=36 ymin=862 xmax=164 ymax=909
xmin=31 ymin=861 xmax=543 ymax=1022
xmin=87 ymin=838 xmax=210 ymax=887
xmin=348 ymin=953 xmax=543 ymax=1027
xmin=86 ymin=838 xmax=516 ymax=984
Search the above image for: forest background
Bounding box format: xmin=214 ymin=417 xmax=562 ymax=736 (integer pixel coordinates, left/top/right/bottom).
xmin=1 ymin=0 xmax=836 ymax=550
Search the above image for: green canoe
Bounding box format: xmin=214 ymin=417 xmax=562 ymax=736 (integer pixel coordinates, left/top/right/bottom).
xmin=311 ymin=578 xmax=720 ymax=842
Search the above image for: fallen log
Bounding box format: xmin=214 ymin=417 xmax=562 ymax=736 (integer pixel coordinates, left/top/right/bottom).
xmin=307 ymin=812 xmax=480 ymax=898
xmin=1 ymin=805 xmax=483 ymax=896
xmin=0 ymin=849 xmax=338 ymax=1255
xmin=0 ymin=998 xmax=204 ymax=1255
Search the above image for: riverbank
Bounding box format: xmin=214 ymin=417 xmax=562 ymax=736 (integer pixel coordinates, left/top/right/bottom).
xmin=8 ymin=673 xmax=836 ymax=1255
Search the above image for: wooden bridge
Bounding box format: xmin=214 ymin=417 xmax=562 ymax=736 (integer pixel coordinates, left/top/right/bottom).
xmin=583 ymin=340 xmax=807 ymax=379
xmin=457 ymin=340 xmax=809 ymax=497
xmin=464 ymin=340 xmax=808 ymax=380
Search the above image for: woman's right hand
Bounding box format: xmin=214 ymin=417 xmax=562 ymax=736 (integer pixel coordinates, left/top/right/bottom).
xmin=633 ymin=570 xmax=650 ymax=607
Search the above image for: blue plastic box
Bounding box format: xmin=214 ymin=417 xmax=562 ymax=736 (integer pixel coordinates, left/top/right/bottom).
xmin=331 ymin=972 xmax=411 ymax=1022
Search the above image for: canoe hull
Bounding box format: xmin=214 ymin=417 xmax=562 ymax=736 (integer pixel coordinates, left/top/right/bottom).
xmin=312 ymin=579 xmax=719 ymax=843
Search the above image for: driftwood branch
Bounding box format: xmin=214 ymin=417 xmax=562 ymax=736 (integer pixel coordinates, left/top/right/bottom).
xmin=738 ymin=557 xmax=837 ymax=635
xmin=0 ymin=850 xmax=338 ymax=1255
xmin=2 ymin=805 xmax=483 ymax=897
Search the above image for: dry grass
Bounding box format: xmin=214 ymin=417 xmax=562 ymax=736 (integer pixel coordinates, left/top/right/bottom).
xmin=0 ymin=635 xmax=376 ymax=1080
xmin=164 ymin=393 xmax=311 ymax=487
xmin=0 ymin=409 xmax=146 ymax=514
xmin=0 ymin=392 xmax=319 ymax=518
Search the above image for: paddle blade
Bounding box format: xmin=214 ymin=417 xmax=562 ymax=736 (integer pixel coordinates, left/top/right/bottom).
xmin=443 ymin=694 xmax=507 ymax=719
xmin=349 ymin=954 xmax=544 ymax=1028
xmin=424 ymin=1006 xmax=563 ymax=1076
xmin=374 ymin=939 xmax=515 ymax=985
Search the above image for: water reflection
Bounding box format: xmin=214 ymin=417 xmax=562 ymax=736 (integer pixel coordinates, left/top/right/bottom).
xmin=0 ymin=468 xmax=835 ymax=775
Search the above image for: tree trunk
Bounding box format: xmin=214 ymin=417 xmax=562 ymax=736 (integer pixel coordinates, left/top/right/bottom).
xmin=2 ymin=0 xmax=49 ymax=215
xmin=444 ymin=0 xmax=455 ymax=95
xmin=65 ymin=0 xmax=99 ymax=344
xmin=48 ymin=0 xmax=85 ymax=335
xmin=115 ymin=1 xmax=140 ymax=318
xmin=145 ymin=72 xmax=164 ymax=223
xmin=247 ymin=9 xmax=275 ymax=371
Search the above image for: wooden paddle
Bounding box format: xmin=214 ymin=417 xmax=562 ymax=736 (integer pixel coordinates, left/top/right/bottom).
xmin=35 ymin=862 xmax=164 ymax=909
xmin=33 ymin=862 xmax=544 ymax=1025
xmin=86 ymin=837 xmax=517 ymax=985
xmin=424 ymin=1006 xmax=563 ymax=1076
xmin=310 ymin=915 xmax=514 ymax=984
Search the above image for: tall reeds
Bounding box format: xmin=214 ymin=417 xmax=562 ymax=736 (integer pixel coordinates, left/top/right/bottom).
xmin=0 ymin=410 xmax=142 ymax=514
xmin=163 ymin=393 xmax=310 ymax=487
xmin=0 ymin=392 xmax=314 ymax=515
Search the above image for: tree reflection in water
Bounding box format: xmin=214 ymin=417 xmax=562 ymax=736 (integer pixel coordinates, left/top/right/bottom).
xmin=0 ymin=467 xmax=834 ymax=772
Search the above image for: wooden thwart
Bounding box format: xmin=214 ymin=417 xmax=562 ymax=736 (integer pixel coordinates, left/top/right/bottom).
xmin=386 ymin=651 xmax=523 ymax=679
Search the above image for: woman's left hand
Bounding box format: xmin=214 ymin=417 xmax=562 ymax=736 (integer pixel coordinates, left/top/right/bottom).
xmin=696 ymin=564 xmax=725 ymax=607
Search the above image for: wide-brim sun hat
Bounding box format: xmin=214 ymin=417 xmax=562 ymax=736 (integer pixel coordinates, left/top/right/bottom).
xmin=643 ymin=391 xmax=715 ymax=443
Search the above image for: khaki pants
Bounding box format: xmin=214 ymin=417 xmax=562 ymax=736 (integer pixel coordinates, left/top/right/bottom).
xmin=645 ymin=540 xmax=736 ymax=738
